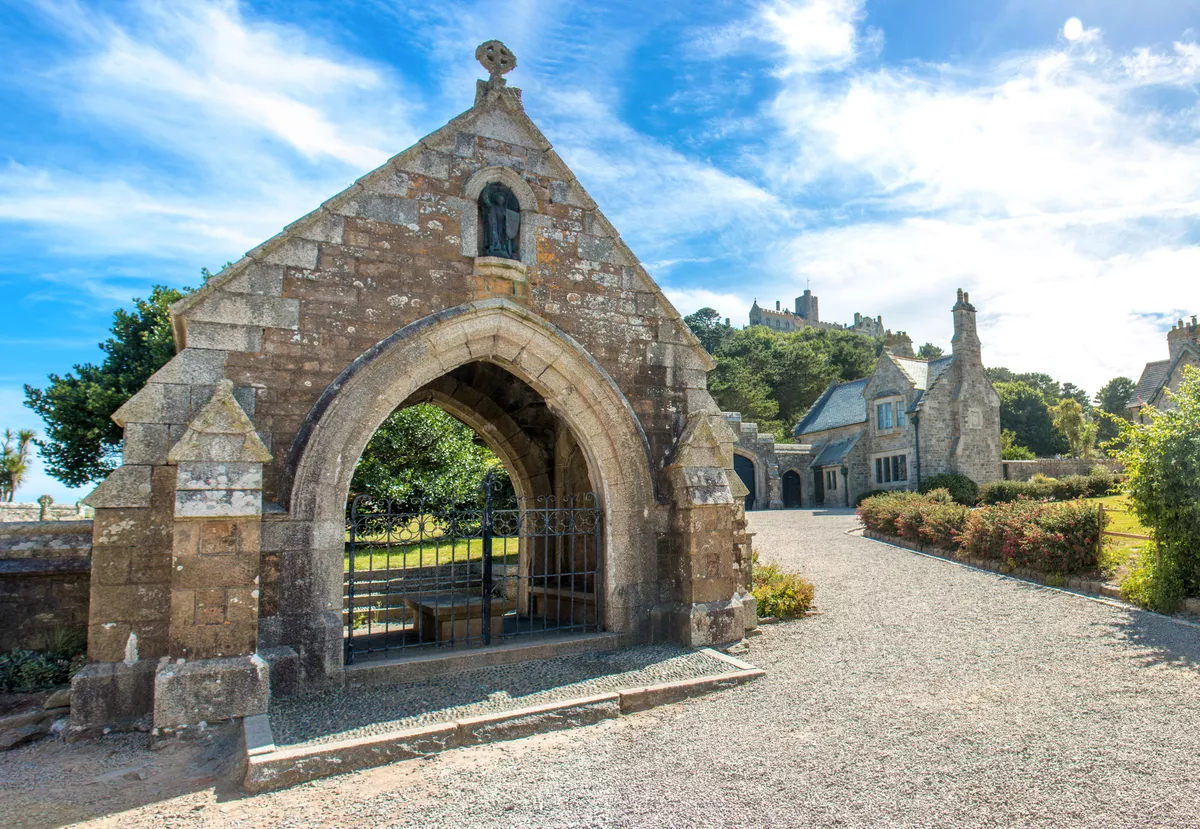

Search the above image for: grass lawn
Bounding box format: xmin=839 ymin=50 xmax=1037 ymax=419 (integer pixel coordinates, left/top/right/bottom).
xmin=1087 ymin=494 xmax=1151 ymax=583
xmin=344 ymin=536 xmax=519 ymax=573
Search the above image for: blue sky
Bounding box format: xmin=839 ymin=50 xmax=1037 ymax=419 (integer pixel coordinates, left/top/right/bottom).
xmin=1 ymin=0 xmax=1198 ymax=503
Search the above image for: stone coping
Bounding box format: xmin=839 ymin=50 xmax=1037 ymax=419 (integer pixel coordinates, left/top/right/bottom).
xmin=860 ymin=528 xmax=1200 ymax=618
xmin=244 ymin=645 xmax=763 ymax=793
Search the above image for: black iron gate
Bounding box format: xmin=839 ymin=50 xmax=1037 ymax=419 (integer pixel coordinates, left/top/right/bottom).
xmin=344 ymin=479 xmax=602 ymax=663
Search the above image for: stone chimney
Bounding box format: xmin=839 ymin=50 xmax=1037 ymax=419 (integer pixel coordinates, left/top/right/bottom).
xmin=951 ymin=288 xmax=980 ymax=361
xmin=1166 ymin=316 xmax=1199 ymax=361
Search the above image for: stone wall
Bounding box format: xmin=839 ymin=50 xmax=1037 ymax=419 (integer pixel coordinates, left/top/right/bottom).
xmin=0 ymin=501 xmax=94 ymax=523
xmin=1002 ymin=458 xmax=1121 ymax=481
xmin=0 ymin=521 xmax=92 ymax=651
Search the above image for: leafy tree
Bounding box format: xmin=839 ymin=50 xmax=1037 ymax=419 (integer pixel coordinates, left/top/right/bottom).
xmin=916 ymin=343 xmax=944 ymax=360
xmin=1112 ymin=366 xmax=1200 ymax=611
xmin=350 ymin=404 xmax=512 ymax=511
xmin=987 ymin=368 xmax=1062 ymax=402
xmin=1000 ymin=429 xmax=1036 ymax=460
xmin=1 ymin=429 xmax=36 ymax=502
xmin=683 ymin=307 xmax=733 ymax=355
xmin=24 ymin=286 xmax=185 ymax=487
xmin=1060 ymin=382 xmax=1092 ymax=414
xmin=994 ymin=381 xmax=1069 ymax=457
xmin=798 ymin=327 xmax=877 ymax=382
xmin=1050 ymin=397 xmax=1096 ymax=458
xmin=1094 ymin=376 xmax=1136 ymax=444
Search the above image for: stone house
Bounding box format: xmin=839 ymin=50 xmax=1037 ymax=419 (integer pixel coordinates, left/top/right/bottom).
xmin=1127 ymin=315 xmax=1199 ymax=421
xmin=790 ymin=290 xmax=1001 ymax=507
xmin=69 ymin=42 xmax=753 ymax=736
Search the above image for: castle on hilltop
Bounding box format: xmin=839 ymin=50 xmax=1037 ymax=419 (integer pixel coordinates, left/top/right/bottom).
xmin=749 ymin=289 xmax=915 ymax=356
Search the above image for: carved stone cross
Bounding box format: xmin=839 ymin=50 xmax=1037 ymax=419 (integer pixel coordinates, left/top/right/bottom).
xmin=476 ymin=40 xmax=517 ymax=79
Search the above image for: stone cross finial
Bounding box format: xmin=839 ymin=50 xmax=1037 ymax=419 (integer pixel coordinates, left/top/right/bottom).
xmin=476 ymin=40 xmax=517 ymax=80
xmin=38 ymin=494 xmax=53 ymax=521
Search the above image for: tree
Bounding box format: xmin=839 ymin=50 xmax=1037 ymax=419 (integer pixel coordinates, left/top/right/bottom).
xmin=1050 ymin=397 xmax=1096 ymax=458
xmin=799 ymin=327 xmax=877 ymax=382
xmin=994 ymin=381 xmax=1069 ymax=457
xmin=1094 ymin=376 xmax=1136 ymax=444
xmin=1112 ymin=366 xmax=1200 ymax=611
xmin=0 ymin=429 xmax=35 ymax=502
xmin=1000 ymin=429 xmax=1035 ymax=460
xmin=350 ymin=404 xmax=512 ymax=511
xmin=1060 ymin=382 xmax=1092 ymax=414
xmin=683 ymin=307 xmax=732 ymax=355
xmin=24 ymin=286 xmax=185 ymax=487
xmin=987 ymin=368 xmax=1062 ymax=402
xmin=917 ymin=343 xmax=944 ymax=360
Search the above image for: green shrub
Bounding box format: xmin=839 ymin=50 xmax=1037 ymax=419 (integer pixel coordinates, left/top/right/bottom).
xmin=959 ymin=498 xmax=1102 ymax=574
xmin=857 ymin=489 xmax=967 ymax=548
xmin=1086 ymin=466 xmax=1119 ymax=497
xmin=979 ymin=479 xmax=1054 ymax=504
xmin=0 ymin=649 xmax=85 ymax=693
xmin=752 ymin=561 xmax=816 ymax=619
xmin=918 ymin=473 xmax=979 ymax=506
xmin=854 ymin=489 xmax=890 ymax=507
xmin=1111 ymin=366 xmax=1200 ymax=611
xmin=1050 ymin=474 xmax=1091 ymax=501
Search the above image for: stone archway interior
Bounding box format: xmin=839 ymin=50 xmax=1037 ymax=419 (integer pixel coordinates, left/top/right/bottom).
xmin=733 ymin=454 xmax=757 ymax=511
xmin=782 ymin=471 xmax=802 ymax=509
xmin=341 ymin=360 xmax=601 ymax=658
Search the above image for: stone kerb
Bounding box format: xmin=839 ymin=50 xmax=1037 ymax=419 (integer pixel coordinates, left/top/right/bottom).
xmin=281 ymin=298 xmax=660 ymax=685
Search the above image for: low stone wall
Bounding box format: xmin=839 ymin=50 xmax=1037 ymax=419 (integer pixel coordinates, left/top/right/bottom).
xmin=0 ymin=501 xmax=94 ymax=523
xmin=1001 ymin=458 xmax=1121 ymax=482
xmin=0 ymin=521 xmax=93 ymax=651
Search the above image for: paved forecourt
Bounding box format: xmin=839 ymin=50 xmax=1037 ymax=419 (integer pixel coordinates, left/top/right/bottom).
xmin=15 ymin=508 xmax=1200 ymax=828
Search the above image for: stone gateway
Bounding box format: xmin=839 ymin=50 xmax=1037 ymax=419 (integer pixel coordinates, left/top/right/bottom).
xmin=71 ymin=43 xmax=754 ymax=736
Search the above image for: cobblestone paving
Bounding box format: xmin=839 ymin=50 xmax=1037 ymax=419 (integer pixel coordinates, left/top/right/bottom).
xmin=20 ymin=509 xmax=1200 ymax=828
xmin=271 ymin=645 xmax=736 ymax=748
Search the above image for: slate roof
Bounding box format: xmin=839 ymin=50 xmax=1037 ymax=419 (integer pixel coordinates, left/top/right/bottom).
xmin=811 ymin=432 xmax=862 ymax=468
xmin=1127 ymin=359 xmax=1172 ymax=408
xmin=794 ymin=378 xmax=869 ymax=437
xmin=892 ymin=355 xmax=954 ymax=391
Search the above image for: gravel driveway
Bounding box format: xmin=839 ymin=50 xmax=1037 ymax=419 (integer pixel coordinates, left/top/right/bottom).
xmin=8 ymin=508 xmax=1200 ymax=828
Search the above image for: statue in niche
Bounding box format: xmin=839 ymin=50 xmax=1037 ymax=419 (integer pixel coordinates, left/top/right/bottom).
xmin=479 ymin=182 xmax=521 ymax=259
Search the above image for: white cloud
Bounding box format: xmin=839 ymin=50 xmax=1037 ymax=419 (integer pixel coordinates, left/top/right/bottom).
xmin=759 ymin=0 xmax=867 ymax=74
xmin=0 ymin=0 xmax=419 ymax=261
xmin=662 ymin=286 xmax=750 ymax=328
xmin=743 ymin=8 xmax=1200 ymax=393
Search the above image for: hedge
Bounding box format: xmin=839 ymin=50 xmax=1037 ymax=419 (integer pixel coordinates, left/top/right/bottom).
xmin=918 ymin=473 xmax=979 ymax=506
xmin=979 ymin=467 xmax=1118 ymax=505
xmin=858 ymin=490 xmax=1102 ymax=575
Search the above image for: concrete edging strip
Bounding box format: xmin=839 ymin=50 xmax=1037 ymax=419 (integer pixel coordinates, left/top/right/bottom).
xmin=243 ymin=657 xmax=764 ymax=793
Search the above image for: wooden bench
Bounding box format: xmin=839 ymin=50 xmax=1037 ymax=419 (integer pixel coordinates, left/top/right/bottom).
xmin=402 ymin=592 xmax=507 ymax=643
xmin=528 ymin=585 xmax=597 ymax=626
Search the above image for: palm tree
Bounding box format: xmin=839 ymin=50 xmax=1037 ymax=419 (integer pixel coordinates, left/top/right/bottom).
xmin=1 ymin=429 xmax=35 ymax=502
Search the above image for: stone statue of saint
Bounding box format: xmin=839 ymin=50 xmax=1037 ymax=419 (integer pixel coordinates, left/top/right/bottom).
xmin=479 ymin=182 xmax=521 ymax=259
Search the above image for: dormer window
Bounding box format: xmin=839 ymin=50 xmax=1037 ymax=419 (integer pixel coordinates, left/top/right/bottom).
xmin=875 ymin=398 xmax=906 ymax=432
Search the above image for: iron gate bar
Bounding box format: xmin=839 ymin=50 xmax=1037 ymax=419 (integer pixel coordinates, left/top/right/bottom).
xmin=344 ymin=480 xmax=602 ymax=662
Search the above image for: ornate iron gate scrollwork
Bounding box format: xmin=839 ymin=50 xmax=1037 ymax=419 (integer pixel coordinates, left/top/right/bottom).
xmin=344 ymin=476 xmax=602 ymax=663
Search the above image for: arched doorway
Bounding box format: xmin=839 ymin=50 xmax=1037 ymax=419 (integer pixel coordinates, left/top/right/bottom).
xmin=342 ymin=364 xmax=602 ymax=662
xmin=283 ymin=299 xmax=659 ymax=681
xmin=782 ymin=470 xmax=802 ymax=508
xmin=733 ymin=454 xmax=757 ymax=511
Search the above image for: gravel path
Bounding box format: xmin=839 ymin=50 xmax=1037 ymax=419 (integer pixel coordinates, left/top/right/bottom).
xmin=272 ymin=644 xmax=737 ymax=748
xmin=8 ymin=508 xmax=1200 ymax=828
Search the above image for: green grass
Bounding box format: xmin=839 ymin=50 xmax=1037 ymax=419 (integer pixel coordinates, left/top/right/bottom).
xmin=344 ymin=536 xmax=519 ymax=573
xmin=1087 ymin=494 xmax=1152 ymax=583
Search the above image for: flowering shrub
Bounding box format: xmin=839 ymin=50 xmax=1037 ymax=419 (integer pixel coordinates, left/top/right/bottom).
xmin=860 ymin=490 xmax=1101 ymax=575
xmin=959 ymin=498 xmax=1102 ymax=574
xmin=752 ymin=561 xmax=816 ymax=619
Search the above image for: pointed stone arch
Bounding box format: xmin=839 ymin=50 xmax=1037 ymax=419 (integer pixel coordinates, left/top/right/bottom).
xmin=278 ymin=298 xmax=660 ymax=683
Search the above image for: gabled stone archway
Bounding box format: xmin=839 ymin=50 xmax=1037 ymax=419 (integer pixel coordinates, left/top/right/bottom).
xmin=71 ymin=42 xmax=753 ymax=736
xmin=280 ymin=298 xmax=661 ymax=684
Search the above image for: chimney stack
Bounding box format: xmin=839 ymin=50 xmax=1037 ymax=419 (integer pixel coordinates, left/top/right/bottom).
xmin=951 ymin=288 xmax=980 ymax=361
